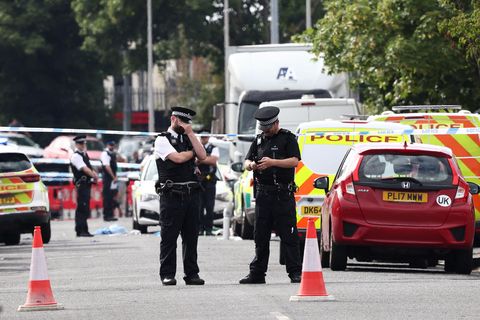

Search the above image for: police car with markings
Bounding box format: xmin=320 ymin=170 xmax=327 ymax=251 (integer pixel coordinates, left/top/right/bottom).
xmin=0 ymin=146 xmax=50 ymax=245
xmin=315 ymin=142 xmax=479 ymax=274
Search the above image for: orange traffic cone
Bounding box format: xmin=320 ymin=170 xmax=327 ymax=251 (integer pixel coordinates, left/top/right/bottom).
xmin=290 ymin=218 xmax=335 ymax=301
xmin=18 ymin=226 xmax=64 ymax=311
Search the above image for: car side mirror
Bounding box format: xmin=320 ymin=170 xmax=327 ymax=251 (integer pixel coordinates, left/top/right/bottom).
xmin=468 ymin=182 xmax=479 ymax=195
xmin=127 ymin=172 xmax=140 ymax=181
xmin=231 ymin=162 xmax=244 ymax=173
xmin=313 ymin=176 xmax=329 ymax=192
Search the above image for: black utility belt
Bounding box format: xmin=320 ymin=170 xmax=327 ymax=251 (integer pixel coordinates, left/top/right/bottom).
xmin=156 ymin=180 xmax=200 ymax=195
xmin=257 ymin=183 xmax=296 ymax=192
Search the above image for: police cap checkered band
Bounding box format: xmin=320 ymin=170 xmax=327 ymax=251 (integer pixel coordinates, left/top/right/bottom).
xmin=171 ymin=111 xmax=192 ymax=120
xmin=259 ymin=116 xmax=278 ymax=127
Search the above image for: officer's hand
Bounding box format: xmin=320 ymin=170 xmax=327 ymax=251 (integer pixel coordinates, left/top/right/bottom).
xmin=257 ymin=157 xmax=274 ymax=170
xmin=179 ymin=122 xmax=193 ymax=135
xmin=248 ymin=162 xmax=258 ymax=171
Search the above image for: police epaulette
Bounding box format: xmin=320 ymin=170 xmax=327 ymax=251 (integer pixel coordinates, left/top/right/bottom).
xmin=279 ymin=128 xmax=293 ymax=135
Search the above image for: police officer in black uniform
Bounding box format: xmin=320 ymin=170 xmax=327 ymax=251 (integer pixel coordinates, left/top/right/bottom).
xmin=239 ymin=106 xmax=302 ymax=284
xmin=154 ymin=107 xmax=207 ymax=286
xmin=101 ymin=141 xmax=118 ymax=222
xmin=196 ymin=132 xmax=219 ymax=236
xmin=70 ymin=135 xmax=98 ymax=237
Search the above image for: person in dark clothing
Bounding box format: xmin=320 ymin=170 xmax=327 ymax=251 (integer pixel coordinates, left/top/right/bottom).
xmin=239 ymin=106 xmax=302 ymax=284
xmin=101 ymin=141 xmax=118 ymax=222
xmin=154 ymin=107 xmax=207 ymax=286
xmin=70 ymin=135 xmax=98 ymax=237
xmin=196 ymin=132 xmax=219 ymax=236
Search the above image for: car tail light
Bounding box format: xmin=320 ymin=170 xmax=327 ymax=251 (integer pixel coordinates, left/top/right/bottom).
xmin=21 ymin=174 xmax=40 ymax=183
xmin=454 ymin=180 xmax=469 ymax=204
xmin=340 ymin=175 xmax=356 ymax=201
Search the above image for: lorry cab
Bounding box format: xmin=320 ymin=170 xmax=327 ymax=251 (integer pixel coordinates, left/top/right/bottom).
xmin=293 ymin=120 xmax=417 ymax=253
xmin=368 ymin=105 xmax=480 ymax=243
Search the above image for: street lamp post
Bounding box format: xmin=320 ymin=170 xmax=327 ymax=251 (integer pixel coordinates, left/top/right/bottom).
xmin=147 ymin=0 xmax=154 ymax=132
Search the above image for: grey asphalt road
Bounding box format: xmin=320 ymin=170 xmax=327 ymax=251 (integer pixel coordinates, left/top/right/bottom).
xmin=1 ymin=217 xmax=480 ymax=320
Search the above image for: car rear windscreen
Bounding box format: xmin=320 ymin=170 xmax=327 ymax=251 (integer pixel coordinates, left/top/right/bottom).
xmin=0 ymin=153 xmax=32 ymax=173
xmin=358 ymin=154 xmax=453 ymax=185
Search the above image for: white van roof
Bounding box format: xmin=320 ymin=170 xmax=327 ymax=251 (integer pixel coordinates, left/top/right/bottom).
xmin=296 ymin=120 xmax=413 ymax=131
xmin=258 ymin=98 xmax=361 ymax=132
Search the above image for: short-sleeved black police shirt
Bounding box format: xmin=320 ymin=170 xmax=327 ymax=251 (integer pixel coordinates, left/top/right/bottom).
xmin=245 ymin=129 xmax=301 ymax=185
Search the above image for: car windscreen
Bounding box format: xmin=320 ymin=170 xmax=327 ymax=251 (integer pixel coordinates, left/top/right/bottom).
xmin=301 ymin=144 xmax=350 ymax=174
xmin=358 ymin=154 xmax=453 ymax=185
xmin=144 ymin=160 xmax=158 ymax=181
xmin=0 ymin=153 xmax=32 ymax=173
xmin=5 ymin=136 xmax=37 ymax=147
xmin=87 ymin=140 xmax=104 ymax=151
xmin=238 ymin=102 xmax=259 ymax=135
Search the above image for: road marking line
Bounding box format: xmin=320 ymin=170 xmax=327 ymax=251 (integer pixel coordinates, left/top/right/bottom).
xmin=270 ymin=311 xmax=291 ymax=320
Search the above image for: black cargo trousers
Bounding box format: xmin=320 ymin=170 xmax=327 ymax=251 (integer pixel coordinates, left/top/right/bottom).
xmin=159 ymin=189 xmax=200 ymax=279
xmin=249 ymin=188 xmax=302 ymax=276
xmin=75 ymin=182 xmax=91 ymax=235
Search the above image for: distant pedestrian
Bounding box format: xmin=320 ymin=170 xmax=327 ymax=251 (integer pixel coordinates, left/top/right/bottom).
xmin=101 ymin=141 xmax=118 ymax=222
xmin=239 ymin=106 xmax=302 ymax=284
xmin=70 ymin=135 xmax=98 ymax=237
xmin=154 ymin=106 xmax=207 ymax=286
xmin=196 ymin=132 xmax=219 ymax=236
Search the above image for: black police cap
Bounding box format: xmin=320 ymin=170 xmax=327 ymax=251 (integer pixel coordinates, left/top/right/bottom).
xmin=171 ymin=106 xmax=196 ymax=124
xmin=254 ymin=106 xmax=280 ymax=130
xmin=73 ymin=135 xmax=87 ymax=143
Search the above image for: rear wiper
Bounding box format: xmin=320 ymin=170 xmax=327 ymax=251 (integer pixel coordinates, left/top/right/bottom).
xmin=380 ymin=177 xmax=423 ymax=186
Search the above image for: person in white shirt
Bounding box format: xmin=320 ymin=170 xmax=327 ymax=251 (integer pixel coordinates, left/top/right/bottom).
xmin=154 ymin=106 xmax=207 ymax=286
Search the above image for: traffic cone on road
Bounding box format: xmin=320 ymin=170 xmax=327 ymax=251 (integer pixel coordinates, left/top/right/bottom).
xmin=18 ymin=226 xmax=64 ymax=311
xmin=290 ymin=218 xmax=335 ymax=301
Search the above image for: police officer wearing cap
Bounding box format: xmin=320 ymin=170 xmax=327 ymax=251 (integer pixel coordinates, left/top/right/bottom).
xmin=239 ymin=106 xmax=302 ymax=284
xmin=196 ymin=131 xmax=220 ymax=236
xmin=154 ymin=106 xmax=207 ymax=286
xmin=101 ymin=141 xmax=118 ymax=222
xmin=70 ymin=135 xmax=98 ymax=237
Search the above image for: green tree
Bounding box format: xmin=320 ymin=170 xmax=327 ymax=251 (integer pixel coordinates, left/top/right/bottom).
xmin=297 ymin=0 xmax=480 ymax=113
xmin=439 ymin=0 xmax=480 ymax=77
xmin=0 ymin=0 xmax=107 ymax=144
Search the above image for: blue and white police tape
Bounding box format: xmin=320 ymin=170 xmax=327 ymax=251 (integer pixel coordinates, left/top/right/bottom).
xmin=39 ymin=171 xmax=136 ymax=183
xmin=31 ymin=158 xmax=142 ymax=170
xmin=1 ymin=125 xmax=479 ymax=137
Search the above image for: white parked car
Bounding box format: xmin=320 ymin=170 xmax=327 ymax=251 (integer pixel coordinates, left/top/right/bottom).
xmin=0 ymin=133 xmax=43 ymax=158
xmin=131 ymin=156 xmax=233 ymax=233
xmin=0 ymin=148 xmax=50 ymax=245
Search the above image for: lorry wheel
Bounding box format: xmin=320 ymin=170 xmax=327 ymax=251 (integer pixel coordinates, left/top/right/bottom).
xmin=444 ymin=253 xmax=456 ymax=273
xmin=279 ymin=242 xmax=286 ymax=265
xmin=320 ymin=236 xmax=330 ymax=268
xmin=241 ymin=213 xmax=254 ymax=240
xmin=329 ymin=237 xmax=347 ymax=271
xmin=133 ymin=219 xmax=148 ymax=234
xmin=232 ymin=219 xmax=242 ymax=237
xmin=455 ymin=247 xmax=473 ymax=275
xmin=41 ymin=220 xmax=51 ymax=244
xmin=4 ymin=233 xmax=20 ymax=246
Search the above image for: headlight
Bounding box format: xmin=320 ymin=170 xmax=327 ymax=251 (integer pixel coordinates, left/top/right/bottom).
xmin=140 ymin=193 xmax=159 ymax=202
xmin=216 ymin=190 xmax=233 ymax=202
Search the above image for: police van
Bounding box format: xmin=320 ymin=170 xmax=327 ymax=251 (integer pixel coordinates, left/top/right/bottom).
xmin=231 ymin=98 xmax=360 ymax=239
xmin=290 ymin=120 xmax=417 ymax=259
xmin=368 ymin=106 xmax=480 ymax=244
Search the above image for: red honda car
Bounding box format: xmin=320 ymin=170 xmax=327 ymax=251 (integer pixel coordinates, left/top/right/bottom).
xmin=316 ymin=142 xmax=479 ymax=274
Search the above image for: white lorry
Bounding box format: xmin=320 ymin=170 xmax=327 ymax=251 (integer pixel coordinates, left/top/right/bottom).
xmin=211 ymin=43 xmax=357 ymax=159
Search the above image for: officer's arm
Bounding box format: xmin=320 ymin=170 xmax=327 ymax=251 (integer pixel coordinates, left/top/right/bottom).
xmin=81 ymin=166 xmax=98 ymax=179
xmin=187 ymin=132 xmax=207 ymax=161
xmin=104 ymin=165 xmax=116 ymax=179
xmin=166 ymin=151 xmax=194 ymax=164
xmin=271 ymin=157 xmax=299 ymax=168
xmin=197 ymin=147 xmax=219 ymax=166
